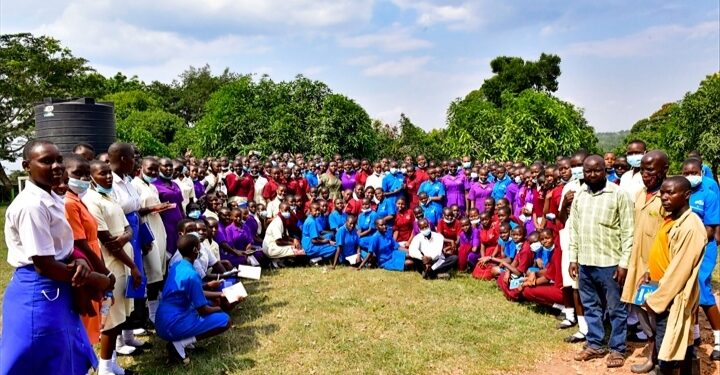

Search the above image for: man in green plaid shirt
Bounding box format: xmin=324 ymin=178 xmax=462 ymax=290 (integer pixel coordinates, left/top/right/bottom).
xmin=568 ymin=155 xmax=634 ymax=368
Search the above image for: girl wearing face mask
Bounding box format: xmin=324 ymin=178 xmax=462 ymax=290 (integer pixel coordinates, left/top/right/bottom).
xmin=437 ymin=207 xmax=461 ymax=253
xmin=63 ymin=155 xmax=115 ymax=348
xmin=153 ymin=158 xmax=185 ymax=260
xmin=131 ymin=157 xmax=172 ymax=327
xmin=441 ymin=161 xmax=467 ymax=216
xmin=468 ymin=168 xmax=494 ymax=214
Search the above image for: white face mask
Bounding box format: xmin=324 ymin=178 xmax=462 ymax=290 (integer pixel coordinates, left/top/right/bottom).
xmin=685 ymin=175 xmax=702 ymax=188
xmin=627 ymin=154 xmax=643 ymax=168
xmin=571 ymin=166 xmax=584 ymax=181
xmin=470 ymin=172 xmax=478 ymax=179
xmin=530 ymin=242 xmax=542 ymax=252
xmin=462 ymin=162 xmax=471 ymax=169
xmin=420 ymin=228 xmax=431 ymax=237
xmin=470 ymin=219 xmax=480 ymax=225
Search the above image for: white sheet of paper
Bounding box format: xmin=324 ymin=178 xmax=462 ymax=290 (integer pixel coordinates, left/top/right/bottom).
xmin=237 ymin=264 xmax=261 ymax=280
xmin=247 ymin=255 xmax=260 ymax=267
xmin=431 ymin=258 xmax=445 ymax=271
xmin=222 ymin=281 xmax=247 ymax=303
xmin=345 ymin=254 xmax=359 ymax=265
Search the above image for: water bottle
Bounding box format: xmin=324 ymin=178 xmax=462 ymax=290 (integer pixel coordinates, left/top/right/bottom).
xmin=100 ymin=291 xmax=113 ymax=329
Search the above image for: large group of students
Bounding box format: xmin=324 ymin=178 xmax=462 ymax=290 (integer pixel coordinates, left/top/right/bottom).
xmin=1 ymin=138 xmax=718 ymax=375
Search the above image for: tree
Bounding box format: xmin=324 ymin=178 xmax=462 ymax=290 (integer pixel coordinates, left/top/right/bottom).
xmin=0 ymin=33 xmax=95 ymax=187
xmin=191 ymin=75 xmax=378 ymax=159
xmin=679 ymin=73 xmax=720 ymax=178
xmin=480 ymin=53 xmax=561 ymax=106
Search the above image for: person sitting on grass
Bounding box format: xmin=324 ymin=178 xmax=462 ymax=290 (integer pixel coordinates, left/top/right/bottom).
xmin=156 ymin=234 xmax=234 ymax=364
xmin=262 ymin=203 xmax=305 ymax=264
xmin=482 ymin=222 xmax=516 ymax=278
xmin=471 ymin=212 xmax=501 ymax=280
xmin=496 ymin=226 xmax=535 ymax=301
xmin=437 ymin=207 xmax=461 ymax=254
xmin=357 ymin=219 xmax=413 ymax=272
xmin=329 ymin=198 xmax=348 ymax=232
xmin=357 ymin=198 xmax=378 ymax=250
xmin=457 ymin=217 xmax=479 ymax=272
xmin=302 ymin=202 xmax=337 ymax=263
xmin=169 ymin=219 xmax=227 ymax=283
xmin=521 ymin=231 xmax=564 ymax=310
xmin=408 ymin=218 xmax=458 ymax=279
xmin=533 ymin=228 xmax=555 ymax=271
xmin=332 ymin=215 xmax=360 ymax=268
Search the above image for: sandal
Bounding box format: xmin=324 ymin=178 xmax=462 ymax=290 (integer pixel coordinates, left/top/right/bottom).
xmin=606 ymin=351 xmax=625 ymax=368
xmin=574 ymin=346 xmax=608 ymax=362
xmin=557 ymin=319 xmax=577 ymax=330
xmin=564 ymin=332 xmax=586 ymax=344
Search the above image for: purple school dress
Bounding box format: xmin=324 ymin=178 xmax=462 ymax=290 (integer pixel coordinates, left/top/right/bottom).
xmin=154 ymin=178 xmax=185 ymax=255
xmin=460 ymin=227 xmax=481 ymax=270
xmin=441 ymin=173 xmax=466 ymax=211
xmin=468 ymin=181 xmax=494 ymax=213
xmin=340 ymin=171 xmax=357 ymax=192
xmin=223 ymin=223 xmax=250 ymax=266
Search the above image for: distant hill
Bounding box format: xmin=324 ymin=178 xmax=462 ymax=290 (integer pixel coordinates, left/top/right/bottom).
xmin=595 ymin=130 xmax=629 ymax=152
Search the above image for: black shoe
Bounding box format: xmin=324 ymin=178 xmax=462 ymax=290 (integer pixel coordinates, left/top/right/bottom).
xmin=564 ymin=332 xmax=586 ymax=344
xmin=627 ymin=332 xmax=649 ymax=343
xmin=557 ymin=319 xmax=577 ymax=330
xmin=712 ymin=349 xmax=720 ymax=361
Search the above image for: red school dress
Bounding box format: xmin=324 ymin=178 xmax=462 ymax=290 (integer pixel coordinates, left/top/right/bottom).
xmin=496 ymin=242 xmax=534 ymax=301
xmin=394 ymin=208 xmax=415 ymax=243
xmin=471 ymin=222 xmax=500 ymax=280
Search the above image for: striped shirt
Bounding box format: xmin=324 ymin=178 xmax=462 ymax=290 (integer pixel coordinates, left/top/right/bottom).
xmin=568 ymin=181 xmax=634 ymax=268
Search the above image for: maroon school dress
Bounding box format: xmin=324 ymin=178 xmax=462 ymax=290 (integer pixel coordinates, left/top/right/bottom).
xmin=471 ymin=223 xmax=500 ymax=280
xmin=393 ymin=208 xmax=415 ymax=243
xmin=153 ymin=178 xmax=185 ymax=255
xmin=496 ymin=242 xmax=534 ymax=301
xmin=521 ymin=240 xmax=564 ymax=306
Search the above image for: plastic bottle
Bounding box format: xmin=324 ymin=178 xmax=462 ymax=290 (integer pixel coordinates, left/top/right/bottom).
xmin=100 ymin=291 xmax=113 ymax=329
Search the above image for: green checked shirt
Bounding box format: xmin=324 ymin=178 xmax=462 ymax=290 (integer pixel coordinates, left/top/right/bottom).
xmin=568 ymin=181 xmax=634 ymax=268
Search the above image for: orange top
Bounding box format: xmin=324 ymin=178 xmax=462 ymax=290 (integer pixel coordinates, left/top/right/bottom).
xmin=65 ymin=190 xmax=103 ymax=345
xmin=648 ymin=219 xmax=674 ymax=282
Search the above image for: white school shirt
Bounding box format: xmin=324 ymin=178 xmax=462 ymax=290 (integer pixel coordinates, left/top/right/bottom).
xmin=5 ymin=180 xmax=73 ymax=267
xmin=262 ymin=216 xmax=287 ymax=250
xmin=619 ymin=169 xmax=644 ymax=204
xmin=364 ymin=173 xmax=383 ymax=190
xmin=174 ymin=177 xmax=196 ymax=211
xmin=169 ymin=242 xmax=217 ymax=279
xmin=254 ymin=175 xmax=268 ymax=206
xmin=112 ymin=172 xmax=141 ymax=214
xmin=408 ymin=231 xmax=445 ymax=262
xmin=266 ymin=197 xmax=282 ymax=220
xmin=203 ymin=173 xmax=222 ymax=194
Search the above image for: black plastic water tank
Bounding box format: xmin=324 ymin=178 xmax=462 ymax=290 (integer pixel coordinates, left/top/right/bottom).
xmin=34 ymin=97 xmax=116 ymax=155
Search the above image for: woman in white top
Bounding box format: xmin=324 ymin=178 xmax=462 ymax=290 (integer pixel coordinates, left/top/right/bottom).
xmin=1 ymin=140 xmax=107 ymax=374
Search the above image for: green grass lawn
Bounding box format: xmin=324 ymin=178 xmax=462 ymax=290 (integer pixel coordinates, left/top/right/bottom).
xmin=0 ymin=205 xmax=574 ymax=374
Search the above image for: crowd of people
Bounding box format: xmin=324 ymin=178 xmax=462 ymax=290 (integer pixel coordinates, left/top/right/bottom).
xmin=1 ymin=138 xmax=718 ymax=375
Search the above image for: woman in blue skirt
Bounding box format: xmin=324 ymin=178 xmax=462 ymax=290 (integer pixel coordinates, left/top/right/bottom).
xmin=357 ymin=219 xmax=413 ymax=271
xmin=1 ymin=140 xmax=109 ymax=375
xmin=155 ymin=234 xmax=232 ymax=363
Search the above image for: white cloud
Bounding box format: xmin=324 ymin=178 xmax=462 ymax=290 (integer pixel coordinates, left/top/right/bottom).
xmin=339 ymin=27 xmax=432 ymax=52
xmin=345 ymin=55 xmax=379 ymax=66
xmin=362 ymin=56 xmax=431 ymax=77
xmin=391 ymin=0 xmax=500 ymax=30
xmin=566 ymin=21 xmax=719 ymax=58
xmin=301 ymin=66 xmax=324 ymax=76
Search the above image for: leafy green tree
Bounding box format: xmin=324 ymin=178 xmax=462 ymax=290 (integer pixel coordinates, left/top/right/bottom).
xmin=481 ymin=53 xmax=561 ymax=107
xmin=0 ymin=33 xmax=96 ymax=187
xmin=680 ymin=73 xmax=720 ymax=177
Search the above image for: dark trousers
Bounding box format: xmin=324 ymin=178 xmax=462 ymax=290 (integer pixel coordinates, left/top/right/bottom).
xmin=412 ymin=255 xmax=458 ymax=277
xmin=654 ymin=310 xmax=696 ymax=370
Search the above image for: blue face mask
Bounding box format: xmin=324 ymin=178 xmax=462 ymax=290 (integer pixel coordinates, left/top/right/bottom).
xmin=542 ymin=245 xmax=554 ymax=252
xmin=143 ymin=174 xmax=157 ymax=184
xmin=93 ymin=180 xmax=113 ymax=195
xmin=627 ymin=154 xmax=643 ymax=168
xmin=188 ymin=210 xmax=201 ymax=219
xmin=68 ymin=177 xmax=90 ymax=195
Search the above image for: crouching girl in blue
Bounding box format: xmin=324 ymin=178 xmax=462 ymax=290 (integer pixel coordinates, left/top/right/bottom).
xmin=302 ymin=202 xmax=337 ymax=259
xmin=155 ymin=234 xmax=231 ymax=362
xmin=333 ymin=215 xmax=360 ymax=268
xmin=358 ymin=219 xmax=412 ymax=271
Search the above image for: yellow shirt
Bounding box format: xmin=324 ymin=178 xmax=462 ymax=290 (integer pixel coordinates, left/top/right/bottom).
xmin=648 ymin=219 xmax=675 ymax=281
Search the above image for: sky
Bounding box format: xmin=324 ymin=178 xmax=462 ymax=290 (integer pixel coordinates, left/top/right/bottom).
xmin=1 ymin=0 xmax=719 ymax=134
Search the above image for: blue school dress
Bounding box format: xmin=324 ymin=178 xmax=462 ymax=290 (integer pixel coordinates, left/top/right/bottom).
xmin=335 ymin=225 xmax=360 ymax=262
xmin=381 ymin=172 xmax=405 ymax=210
xmin=418 ymin=180 xmax=446 ymax=214
xmin=376 ymin=199 xmax=397 ymax=231
xmin=535 ymin=246 xmax=554 ymax=270
xmin=357 ymin=210 xmax=378 ymax=249
xmin=691 ymin=178 xmax=720 ymax=306
xmin=421 ymin=203 xmax=442 ymax=227
xmin=499 ymin=238 xmax=517 ymax=260
xmin=302 ymin=216 xmax=336 ymax=259
xmin=155 ymin=259 xmax=230 ymax=342
xmin=329 ymin=210 xmax=348 ymax=231
xmin=367 ymin=231 xmax=406 ymax=271
xmin=492 ymin=175 xmax=511 ymax=201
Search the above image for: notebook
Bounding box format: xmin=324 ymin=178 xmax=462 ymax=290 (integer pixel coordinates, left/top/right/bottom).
xmin=237 ymin=265 xmax=261 ymax=280
xmin=222 ymin=281 xmax=248 ymax=303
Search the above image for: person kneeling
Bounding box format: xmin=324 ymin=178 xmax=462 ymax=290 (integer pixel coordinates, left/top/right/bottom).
xmin=408 ymin=219 xmax=458 ymax=279
xmin=156 ymin=234 xmax=235 ymax=364
xmin=357 ymin=219 xmax=413 ymax=271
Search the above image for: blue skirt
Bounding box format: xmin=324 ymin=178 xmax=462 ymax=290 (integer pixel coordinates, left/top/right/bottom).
xmin=0 ymin=266 xmax=97 ymax=375
xmin=155 ymin=304 xmax=229 ymax=342
xmin=379 ymin=250 xmax=407 ymax=272
xmin=698 ymin=240 xmax=718 ymax=306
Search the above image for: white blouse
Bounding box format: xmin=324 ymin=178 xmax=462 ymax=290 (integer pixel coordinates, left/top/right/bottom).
xmin=5 ymin=180 xmax=73 ymax=267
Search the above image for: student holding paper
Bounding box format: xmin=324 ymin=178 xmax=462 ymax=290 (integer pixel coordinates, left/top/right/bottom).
xmin=332 ymin=215 xmax=360 ymax=268
xmin=156 ymin=234 xmax=232 ymax=364
xmin=637 ymin=177 xmax=707 ymax=373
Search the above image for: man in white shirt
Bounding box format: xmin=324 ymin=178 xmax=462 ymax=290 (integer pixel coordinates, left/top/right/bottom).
xmin=364 ymin=162 xmax=384 ymax=190
xmin=173 ymin=160 xmax=196 ymax=212
xmin=262 ymin=203 xmax=304 ymax=259
xmin=254 ymin=162 xmax=270 ymax=207
xmin=618 ymin=140 xmax=646 ymax=203
xmin=408 ymin=219 xmax=458 ymax=279
xmin=266 ymin=185 xmax=287 ymax=221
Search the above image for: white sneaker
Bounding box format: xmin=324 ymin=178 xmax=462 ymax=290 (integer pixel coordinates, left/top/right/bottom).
xmin=115 ymin=344 xmax=136 ymax=356
xmin=111 ymin=360 xmax=126 ymax=375
xmin=123 ymin=336 xmax=147 ymax=348
xmin=132 ymin=328 xmax=147 ymax=336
